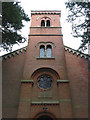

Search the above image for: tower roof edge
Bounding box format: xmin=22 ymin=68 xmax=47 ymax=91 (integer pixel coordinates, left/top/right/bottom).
xmin=31 ymin=10 xmax=61 ymax=15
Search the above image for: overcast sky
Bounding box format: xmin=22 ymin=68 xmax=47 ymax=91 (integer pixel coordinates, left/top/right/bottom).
xmin=0 ymin=0 xmax=87 ymax=56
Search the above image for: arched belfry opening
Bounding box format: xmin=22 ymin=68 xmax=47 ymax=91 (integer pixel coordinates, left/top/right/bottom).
xmin=41 ymin=18 xmax=50 ymax=27
xmin=46 ymin=20 xmax=50 ymax=26
xmin=41 ymin=20 xmax=45 ymax=26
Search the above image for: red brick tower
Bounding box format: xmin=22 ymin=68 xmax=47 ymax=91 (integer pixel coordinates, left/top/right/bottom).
xmin=17 ymin=10 xmax=72 ymax=119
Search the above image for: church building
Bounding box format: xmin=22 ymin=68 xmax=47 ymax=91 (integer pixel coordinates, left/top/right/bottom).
xmin=2 ymin=10 xmax=89 ymax=119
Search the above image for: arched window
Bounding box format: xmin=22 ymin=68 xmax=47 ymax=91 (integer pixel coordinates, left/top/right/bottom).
xmin=41 ymin=20 xmax=45 ymax=26
xmin=46 ymin=45 xmax=52 ymax=57
xmin=40 ymin=45 xmax=45 ymax=57
xmin=46 ymin=20 xmax=50 ymax=26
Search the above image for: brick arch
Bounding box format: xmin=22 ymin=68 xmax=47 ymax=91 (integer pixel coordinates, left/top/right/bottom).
xmin=31 ymin=67 xmax=60 ymax=79
xmin=35 ymin=41 xmax=56 ymax=48
xmin=36 ymin=15 xmax=55 ymax=21
xmin=41 ymin=16 xmax=51 ymax=20
xmin=33 ymin=111 xmax=57 ymax=120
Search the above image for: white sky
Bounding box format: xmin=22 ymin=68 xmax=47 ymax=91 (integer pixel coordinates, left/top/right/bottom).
xmin=20 ymin=0 xmax=81 ymax=48
xmin=0 ymin=0 xmax=87 ymax=56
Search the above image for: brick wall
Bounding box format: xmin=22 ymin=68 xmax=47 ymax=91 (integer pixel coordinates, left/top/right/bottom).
xmin=2 ymin=51 xmax=26 ymax=118
xmin=65 ymin=50 xmax=88 ymax=118
xmin=2 ymin=49 xmax=88 ymax=118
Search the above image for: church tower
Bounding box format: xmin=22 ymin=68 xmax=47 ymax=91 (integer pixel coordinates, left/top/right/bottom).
xmin=17 ymin=10 xmax=72 ymax=118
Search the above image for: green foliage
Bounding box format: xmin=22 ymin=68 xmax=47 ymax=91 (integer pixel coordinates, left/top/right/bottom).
xmin=65 ymin=2 xmax=90 ymax=52
xmin=1 ymin=2 xmax=30 ymax=51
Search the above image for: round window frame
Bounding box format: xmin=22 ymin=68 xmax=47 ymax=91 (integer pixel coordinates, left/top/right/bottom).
xmin=37 ymin=74 xmax=53 ymax=90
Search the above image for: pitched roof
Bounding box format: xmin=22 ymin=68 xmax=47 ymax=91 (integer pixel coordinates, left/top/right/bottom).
xmin=1 ymin=46 xmax=90 ymax=60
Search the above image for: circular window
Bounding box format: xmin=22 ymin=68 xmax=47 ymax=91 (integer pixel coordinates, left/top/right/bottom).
xmin=37 ymin=74 xmax=53 ymax=90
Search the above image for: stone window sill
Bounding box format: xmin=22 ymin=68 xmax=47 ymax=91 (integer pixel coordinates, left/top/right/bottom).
xmin=36 ymin=57 xmax=55 ymax=60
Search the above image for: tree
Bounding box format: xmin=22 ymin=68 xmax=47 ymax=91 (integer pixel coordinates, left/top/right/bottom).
xmin=1 ymin=2 xmax=30 ymax=51
xmin=65 ymin=2 xmax=90 ymax=52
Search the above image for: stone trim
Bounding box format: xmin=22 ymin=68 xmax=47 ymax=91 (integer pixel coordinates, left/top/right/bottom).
xmin=21 ymin=79 xmax=34 ymax=84
xmin=36 ymin=57 xmax=55 ymax=60
xmin=31 ymin=100 xmax=59 ymax=105
xmin=57 ymin=80 xmax=70 ymax=84
xmin=28 ymin=34 xmax=63 ymax=36
xmin=20 ymin=98 xmax=71 ymax=104
xmin=31 ymin=99 xmax=71 ymax=105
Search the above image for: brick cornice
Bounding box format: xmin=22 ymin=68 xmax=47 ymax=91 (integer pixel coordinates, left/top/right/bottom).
xmin=2 ymin=46 xmax=27 ymax=60
xmin=31 ymin=10 xmax=61 ymax=16
xmin=28 ymin=34 xmax=63 ymax=36
xmin=64 ymin=46 xmax=90 ymax=60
